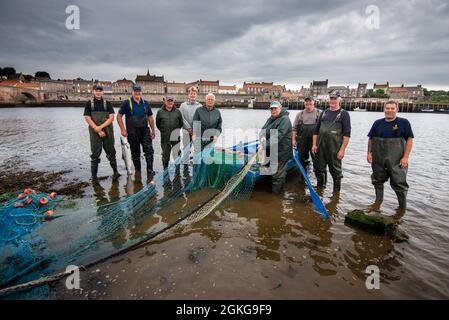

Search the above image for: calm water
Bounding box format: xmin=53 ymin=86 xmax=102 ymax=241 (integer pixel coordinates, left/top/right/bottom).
xmin=0 ymin=107 xmax=448 ymax=299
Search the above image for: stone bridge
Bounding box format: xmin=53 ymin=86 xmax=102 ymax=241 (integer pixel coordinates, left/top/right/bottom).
xmin=0 ymin=85 xmax=52 ymax=103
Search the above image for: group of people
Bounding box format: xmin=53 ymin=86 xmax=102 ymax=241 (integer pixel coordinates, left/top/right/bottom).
xmin=83 ymin=85 xmax=413 ymax=211
xmin=263 ymin=92 xmax=413 ymax=210
xmin=83 ymin=85 xmax=221 ymax=177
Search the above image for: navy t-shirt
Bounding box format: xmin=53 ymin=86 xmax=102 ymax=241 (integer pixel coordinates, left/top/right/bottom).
xmin=368 ymin=117 xmax=414 ymax=140
xmin=83 ymin=99 xmax=115 ymax=116
xmin=314 ymin=108 xmax=351 ymax=137
xmin=119 ymin=97 xmax=153 ymax=117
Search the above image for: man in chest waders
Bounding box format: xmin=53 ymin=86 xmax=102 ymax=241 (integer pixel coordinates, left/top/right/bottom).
xmin=260 ymin=101 xmax=293 ymax=194
xmin=83 ymin=85 xmax=119 ymax=181
xmin=117 ymin=84 xmax=156 ymax=180
xmin=312 ymin=92 xmax=351 ymax=193
xmin=367 ymin=100 xmax=414 ymax=210
xmin=292 ymin=96 xmax=321 ymax=180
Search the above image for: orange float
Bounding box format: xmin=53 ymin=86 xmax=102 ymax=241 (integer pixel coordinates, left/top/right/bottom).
xmin=17 ymin=193 xmax=26 ymax=200
xmin=23 ymin=188 xmax=35 ymax=195
xmin=49 ymin=192 xmax=57 ymax=199
xmin=14 ymin=202 xmax=24 ymax=208
xmin=39 ymin=197 xmax=49 ymax=205
xmin=25 ymin=197 xmax=33 ymax=205
xmin=44 ymin=210 xmax=55 ymax=216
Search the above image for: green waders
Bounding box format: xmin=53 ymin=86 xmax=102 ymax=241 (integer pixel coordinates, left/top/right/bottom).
xmin=272 ymin=160 xmax=289 ymax=195
xmin=371 ymin=137 xmax=408 ymax=209
xmin=316 ymin=113 xmax=344 ymax=192
xmin=88 ymin=100 xmax=118 ymax=178
xmin=161 ymin=141 xmax=180 ymax=169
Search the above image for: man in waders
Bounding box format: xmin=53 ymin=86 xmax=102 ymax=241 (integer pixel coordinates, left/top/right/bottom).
xmin=292 ymin=96 xmax=321 ymax=179
xmin=260 ymin=101 xmax=293 ymax=194
xmin=156 ymin=96 xmax=183 ymax=169
xmin=367 ymin=100 xmax=414 ymax=210
xmin=312 ymin=92 xmax=351 ymax=193
xmin=83 ymin=85 xmax=119 ymax=180
xmin=117 ymin=84 xmax=156 ymax=179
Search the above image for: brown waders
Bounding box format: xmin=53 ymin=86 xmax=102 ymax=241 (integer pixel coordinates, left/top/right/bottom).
xmin=316 ymin=111 xmax=344 ymax=192
xmin=371 ymin=137 xmax=408 ymax=209
xmin=88 ymin=100 xmax=118 ymax=179
xmin=295 ymin=111 xmax=319 ymax=179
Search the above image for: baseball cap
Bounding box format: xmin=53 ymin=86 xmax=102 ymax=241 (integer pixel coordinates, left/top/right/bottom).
xmin=270 ymin=101 xmax=282 ymax=108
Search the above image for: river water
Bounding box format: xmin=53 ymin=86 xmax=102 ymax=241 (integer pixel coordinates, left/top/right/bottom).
xmin=0 ymin=107 xmax=448 ymax=299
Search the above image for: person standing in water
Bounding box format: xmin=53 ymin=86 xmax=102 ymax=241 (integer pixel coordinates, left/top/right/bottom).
xmin=367 ymin=100 xmax=414 ymax=210
xmin=83 ymin=85 xmax=119 ymax=181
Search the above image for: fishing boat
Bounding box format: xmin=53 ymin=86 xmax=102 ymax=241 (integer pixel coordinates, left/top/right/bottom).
xmin=227 ymin=140 xmax=329 ymax=218
xmin=421 ymin=108 xmax=434 ymax=112
xmin=353 ymin=107 xmax=367 ymax=112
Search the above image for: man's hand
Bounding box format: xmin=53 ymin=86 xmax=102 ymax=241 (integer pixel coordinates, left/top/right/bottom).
xmin=98 ymin=131 xmax=106 ymax=138
xmin=311 ymin=145 xmax=318 ymax=154
xmin=121 ymin=129 xmax=127 ymax=137
xmin=150 ymin=131 xmax=155 ymax=140
xmin=94 ymin=126 xmax=102 ymax=133
xmin=400 ymin=156 xmax=409 ymax=168
xmin=367 ymin=152 xmax=372 ymax=164
xmin=292 ymin=138 xmax=297 ymax=148
xmin=337 ymin=149 xmax=345 ymax=160
xmin=188 ymin=128 xmax=193 ymax=136
xmin=212 ymin=136 xmax=218 ymax=143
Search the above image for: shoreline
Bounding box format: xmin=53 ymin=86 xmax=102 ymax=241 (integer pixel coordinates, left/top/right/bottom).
xmin=1 ymin=100 xmax=449 ymax=113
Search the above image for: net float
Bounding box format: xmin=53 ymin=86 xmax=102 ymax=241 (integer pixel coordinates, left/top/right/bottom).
xmin=39 ymin=198 xmax=49 ymax=205
xmin=23 ymin=188 xmax=35 ymax=195
xmin=44 ymin=210 xmax=55 ymax=216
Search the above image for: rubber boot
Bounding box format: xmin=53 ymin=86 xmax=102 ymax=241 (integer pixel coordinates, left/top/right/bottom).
xmin=111 ymin=162 xmax=121 ymax=180
xmin=272 ymin=182 xmax=282 ymax=195
xmin=396 ymin=191 xmax=407 ymax=209
xmin=91 ymin=163 xmax=98 ymax=181
xmin=133 ymin=160 xmax=141 ymax=173
xmin=316 ymin=172 xmax=325 ymax=188
xmin=147 ymin=163 xmax=155 ymax=178
xmin=375 ymin=186 xmax=384 ymax=203
xmin=333 ymin=180 xmax=341 ymax=193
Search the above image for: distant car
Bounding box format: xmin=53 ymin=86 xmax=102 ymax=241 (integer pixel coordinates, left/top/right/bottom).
xmin=57 ymin=95 xmax=67 ymax=100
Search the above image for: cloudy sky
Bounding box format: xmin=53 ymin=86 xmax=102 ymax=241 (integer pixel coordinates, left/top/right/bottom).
xmin=1 ymin=0 xmax=448 ymax=89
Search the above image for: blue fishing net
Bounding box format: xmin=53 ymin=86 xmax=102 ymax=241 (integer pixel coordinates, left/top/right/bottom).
xmin=0 ymin=142 xmax=257 ymax=299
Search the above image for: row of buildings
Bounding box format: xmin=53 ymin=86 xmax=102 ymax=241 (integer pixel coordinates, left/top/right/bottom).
xmin=303 ymin=79 xmax=424 ymax=100
xmin=0 ymin=69 xmax=425 ymax=101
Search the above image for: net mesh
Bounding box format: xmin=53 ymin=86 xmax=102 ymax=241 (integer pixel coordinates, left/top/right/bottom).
xmin=0 ymin=142 xmax=257 ymax=298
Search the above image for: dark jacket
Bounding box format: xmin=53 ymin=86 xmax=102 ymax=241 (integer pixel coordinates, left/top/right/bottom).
xmin=193 ymin=106 xmax=222 ymax=138
xmin=260 ymin=109 xmax=293 ymax=164
xmin=156 ymin=106 xmax=183 ymax=143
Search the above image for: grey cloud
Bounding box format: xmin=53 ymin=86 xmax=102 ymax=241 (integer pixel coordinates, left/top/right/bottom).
xmin=0 ymin=0 xmax=448 ymax=89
